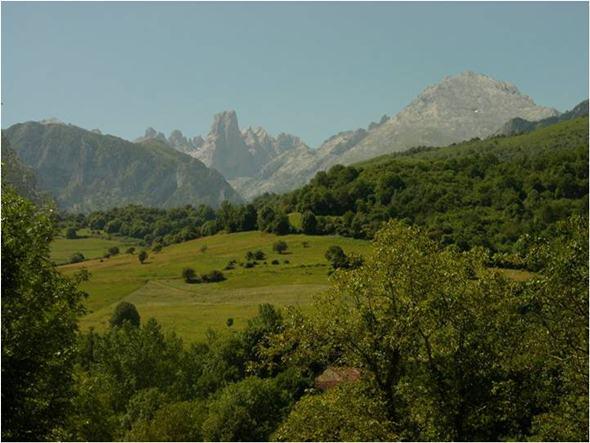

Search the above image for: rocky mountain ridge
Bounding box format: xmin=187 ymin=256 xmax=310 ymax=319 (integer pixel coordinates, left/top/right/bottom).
xmin=3 ymin=121 xmax=242 ymax=212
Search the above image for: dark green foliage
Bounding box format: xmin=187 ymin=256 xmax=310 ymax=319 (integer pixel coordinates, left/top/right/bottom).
xmin=226 ymin=318 xmax=234 ymax=328
xmin=126 ymin=247 xmax=135 ymax=254
xmin=266 ymin=218 xmax=588 ymax=441
xmin=70 ymin=252 xmax=85 ymax=264
xmin=259 ymin=118 xmax=588 ymax=255
xmin=1 ymin=187 xmax=86 ymax=441
xmin=110 ymin=302 xmax=140 ymax=328
xmin=138 ymin=250 xmax=148 ymax=264
xmin=201 ymin=377 xmax=290 ymax=441
xmin=152 ymin=243 xmax=162 ymax=253
xmin=301 ymin=210 xmax=318 ymax=234
xmin=325 ymin=245 xmax=349 ymax=269
xmin=273 ymin=240 xmax=288 ymax=254
xmin=271 ymin=259 xmax=280 ymax=265
xmin=108 ymin=246 xmax=120 ymax=256
xmin=201 ymin=270 xmax=226 ymax=283
xmin=182 ymin=268 xmax=198 ymax=284
xmin=65 ymin=227 xmax=78 ymax=239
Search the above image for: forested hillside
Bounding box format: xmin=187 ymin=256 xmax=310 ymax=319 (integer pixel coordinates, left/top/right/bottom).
xmin=258 ymin=117 xmax=588 ymax=257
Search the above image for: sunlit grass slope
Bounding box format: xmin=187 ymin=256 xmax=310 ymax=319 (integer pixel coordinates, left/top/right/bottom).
xmin=59 ymin=231 xmax=370 ymax=343
xmin=51 ymin=228 xmax=140 ymax=265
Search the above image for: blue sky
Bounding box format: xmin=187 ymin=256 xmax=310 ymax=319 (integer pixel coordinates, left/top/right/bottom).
xmin=2 ymin=1 xmax=588 ymax=147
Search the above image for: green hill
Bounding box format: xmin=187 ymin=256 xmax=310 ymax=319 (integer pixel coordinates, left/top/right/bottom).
xmin=264 ymin=117 xmax=588 ymax=254
xmin=3 ymin=122 xmax=242 ymax=212
xmin=59 ymin=231 xmax=370 ymax=342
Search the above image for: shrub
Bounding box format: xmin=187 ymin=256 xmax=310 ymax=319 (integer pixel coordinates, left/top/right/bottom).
xmin=201 ymin=270 xmax=225 ymax=283
xmin=254 ymin=250 xmax=266 ymax=260
xmin=226 ymin=318 xmax=234 ymax=327
xmin=243 ymin=261 xmax=255 ymax=269
xmin=108 ymin=246 xmax=120 ymax=256
xmin=302 ymin=241 xmax=310 ymax=248
xmin=182 ymin=267 xmax=199 ymax=283
xmin=301 ymin=211 xmax=318 ymax=235
xmin=70 ymin=252 xmax=85 ymax=264
xmin=110 ymin=302 xmax=140 ymax=328
xmin=152 ymin=244 xmax=163 ymax=253
xmin=65 ymin=227 xmax=78 ymax=239
xmin=126 ymin=247 xmax=136 ymax=254
xmin=283 ymin=259 xmax=290 ymax=264
xmin=273 ymin=241 xmax=288 ymax=254
xmin=325 ymin=245 xmax=349 ymax=269
xmin=138 ymin=250 xmax=148 ymax=264
xmin=271 ymin=259 xmax=280 ymax=265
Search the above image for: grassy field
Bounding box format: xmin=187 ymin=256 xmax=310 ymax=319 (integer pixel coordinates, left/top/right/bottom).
xmin=59 ymin=231 xmax=370 ymax=343
xmin=51 ymin=228 xmax=140 ymax=265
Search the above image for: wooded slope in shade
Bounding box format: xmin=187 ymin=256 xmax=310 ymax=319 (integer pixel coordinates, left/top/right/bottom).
xmin=2 ymin=122 xmax=242 ymax=213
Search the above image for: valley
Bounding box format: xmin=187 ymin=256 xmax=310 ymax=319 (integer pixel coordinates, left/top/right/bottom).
xmin=59 ymin=231 xmax=370 ymax=342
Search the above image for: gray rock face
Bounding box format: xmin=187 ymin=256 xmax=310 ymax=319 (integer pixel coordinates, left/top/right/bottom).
xmin=335 ymin=71 xmax=559 ymax=164
xmin=142 ymin=71 xmax=561 ymax=200
xmin=189 ymin=110 xmax=258 ymax=178
xmin=231 ymin=71 xmax=560 ymax=199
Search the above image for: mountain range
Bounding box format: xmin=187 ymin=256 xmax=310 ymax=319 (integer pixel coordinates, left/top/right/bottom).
xmin=2 ymin=122 xmax=242 ymax=212
xmin=140 ymin=71 xmax=561 ymax=199
xmin=3 ymin=71 xmax=586 ymax=209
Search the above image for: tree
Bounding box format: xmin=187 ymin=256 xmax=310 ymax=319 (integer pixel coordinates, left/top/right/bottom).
xmin=282 ymin=221 xmax=531 ymax=440
xmin=273 ymin=382 xmax=397 ymax=441
xmin=125 ymin=400 xmax=207 ymax=442
xmin=65 ymin=227 xmax=78 ymax=239
xmin=201 ymin=377 xmax=288 ymax=441
xmin=126 ymin=247 xmax=135 ymax=254
xmin=110 ymin=302 xmax=140 ymax=328
xmin=301 ymin=210 xmax=318 ymax=234
xmin=271 ymin=213 xmax=291 ymax=235
xmin=70 ymin=252 xmax=85 ymax=264
xmin=273 ymin=241 xmax=288 ymax=254
xmin=324 ymin=245 xmax=349 ymax=269
xmin=182 ymin=268 xmax=198 ymax=284
xmin=257 ymin=206 xmax=276 ymax=232
xmin=138 ymin=250 xmax=148 ymax=264
xmin=201 ymin=270 xmax=225 ymax=283
xmin=2 ymin=187 xmax=86 ymax=440
xmin=108 ymin=246 xmax=120 ymax=256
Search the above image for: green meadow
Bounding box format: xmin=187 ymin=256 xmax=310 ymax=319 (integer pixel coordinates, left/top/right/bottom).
xmin=51 ymin=228 xmax=140 ymax=265
xmin=59 ymin=231 xmax=370 ymax=343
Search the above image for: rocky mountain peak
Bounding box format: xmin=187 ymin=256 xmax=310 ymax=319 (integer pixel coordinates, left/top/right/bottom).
xmin=210 ymin=110 xmax=240 ymax=140
xmin=335 ymin=71 xmax=559 ymax=165
xmin=168 ymin=129 xmax=188 ymax=148
xmin=141 ymin=127 xmax=167 ymax=143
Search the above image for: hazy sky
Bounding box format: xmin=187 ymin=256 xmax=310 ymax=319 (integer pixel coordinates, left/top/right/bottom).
xmin=2 ymin=1 xmax=588 ymax=147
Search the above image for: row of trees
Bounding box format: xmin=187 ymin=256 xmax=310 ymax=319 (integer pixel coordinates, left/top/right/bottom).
xmin=60 ymin=201 xmax=295 ymax=249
